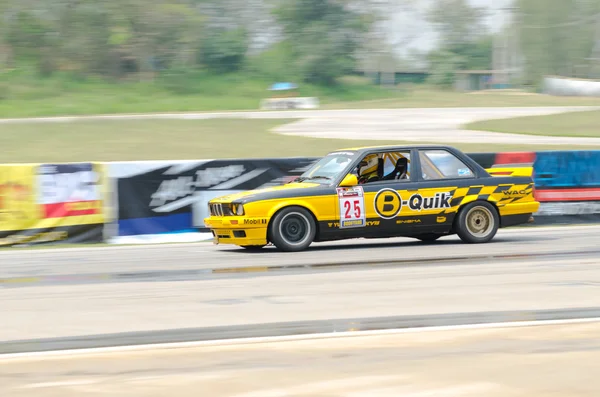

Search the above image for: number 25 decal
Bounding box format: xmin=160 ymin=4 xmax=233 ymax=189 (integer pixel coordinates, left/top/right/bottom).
xmin=344 ymin=199 xmax=361 ymax=219
xmin=337 ymin=187 xmax=366 ymax=229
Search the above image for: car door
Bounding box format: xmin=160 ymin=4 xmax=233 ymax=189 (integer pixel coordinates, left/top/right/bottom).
xmin=411 ymin=148 xmax=481 ymax=229
xmin=333 ymin=149 xmax=422 ymax=238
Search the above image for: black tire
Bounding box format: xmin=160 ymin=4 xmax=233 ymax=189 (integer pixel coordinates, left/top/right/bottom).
xmin=455 ymin=201 xmax=499 ymax=244
xmin=240 ymin=245 xmax=265 ymax=251
xmin=414 ymin=233 xmax=441 ymax=242
xmin=268 ymin=206 xmax=316 ymax=252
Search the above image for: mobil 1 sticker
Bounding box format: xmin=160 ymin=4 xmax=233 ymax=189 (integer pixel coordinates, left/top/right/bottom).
xmin=405 ymin=192 xmax=452 ymax=212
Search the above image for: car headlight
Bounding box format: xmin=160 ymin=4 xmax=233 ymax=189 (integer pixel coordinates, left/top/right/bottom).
xmin=234 ymin=204 xmax=244 ymax=216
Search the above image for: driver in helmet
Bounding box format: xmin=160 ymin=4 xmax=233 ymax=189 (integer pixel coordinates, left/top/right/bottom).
xmin=357 ymin=154 xmax=380 ymax=184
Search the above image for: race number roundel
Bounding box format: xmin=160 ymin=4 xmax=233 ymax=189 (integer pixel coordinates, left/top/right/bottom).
xmin=374 ymin=188 xmax=402 ymax=219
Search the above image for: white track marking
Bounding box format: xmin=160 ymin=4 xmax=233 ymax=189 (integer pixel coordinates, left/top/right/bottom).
xmin=2 ymin=317 xmax=599 ymax=361
xmin=18 ymin=379 xmax=99 ymax=389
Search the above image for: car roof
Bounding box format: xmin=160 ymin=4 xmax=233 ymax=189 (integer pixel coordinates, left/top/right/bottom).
xmin=331 ymin=144 xmax=458 ymax=153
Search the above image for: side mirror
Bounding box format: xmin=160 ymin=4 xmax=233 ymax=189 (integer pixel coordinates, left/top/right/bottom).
xmin=339 ymin=173 xmax=358 ymax=187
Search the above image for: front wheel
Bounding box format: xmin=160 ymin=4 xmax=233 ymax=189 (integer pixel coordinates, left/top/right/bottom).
xmin=455 ymin=201 xmax=499 ymax=244
xmin=268 ymin=207 xmax=316 ymax=252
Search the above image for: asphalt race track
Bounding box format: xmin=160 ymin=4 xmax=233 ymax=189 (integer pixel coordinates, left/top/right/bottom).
xmin=3 ymin=322 xmax=600 ymax=396
xmin=3 ymin=106 xmax=600 ymax=145
xmin=1 ymin=224 xmax=600 ymax=353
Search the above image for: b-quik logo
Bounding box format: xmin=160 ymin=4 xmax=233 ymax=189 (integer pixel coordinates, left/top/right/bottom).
xmin=374 ymin=189 xmax=402 ymax=219
xmin=408 ymin=192 xmax=452 ymax=212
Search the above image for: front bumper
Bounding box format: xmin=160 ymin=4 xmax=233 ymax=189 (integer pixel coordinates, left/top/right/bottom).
xmin=204 ymin=216 xmax=269 ymax=246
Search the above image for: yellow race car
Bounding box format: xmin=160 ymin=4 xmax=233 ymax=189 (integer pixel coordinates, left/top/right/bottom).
xmin=204 ymin=145 xmax=539 ymax=252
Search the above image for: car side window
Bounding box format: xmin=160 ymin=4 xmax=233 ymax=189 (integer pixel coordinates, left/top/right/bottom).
xmin=419 ymin=150 xmax=474 ymax=180
xmin=357 ymin=151 xmax=411 ymax=184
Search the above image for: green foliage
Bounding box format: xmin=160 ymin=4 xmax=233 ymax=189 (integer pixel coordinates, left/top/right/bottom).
xmin=424 ymin=0 xmax=491 ymax=87
xmin=0 ymin=66 xmax=402 ymax=117
xmin=244 ymin=41 xmax=300 ymax=81
xmin=199 ymin=27 xmax=249 ymax=73
xmin=427 ymin=0 xmax=488 ymax=49
xmin=426 ymin=50 xmax=463 ymax=88
xmin=273 ymin=0 xmax=371 ymax=85
xmin=450 ymin=37 xmax=494 ymax=70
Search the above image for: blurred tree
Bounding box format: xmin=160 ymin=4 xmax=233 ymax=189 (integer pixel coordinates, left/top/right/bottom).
xmin=199 ymin=26 xmax=249 ymax=72
xmin=515 ymin=0 xmax=600 ymax=86
xmin=427 ymin=0 xmax=488 ymax=49
xmin=425 ymin=0 xmax=490 ymax=87
xmin=426 ymin=49 xmax=462 ymax=88
xmin=6 ymin=7 xmax=58 ymax=76
xmin=2 ymin=0 xmax=204 ymax=79
xmin=273 ymin=0 xmax=373 ymax=85
xmin=107 ymin=0 xmax=203 ymax=79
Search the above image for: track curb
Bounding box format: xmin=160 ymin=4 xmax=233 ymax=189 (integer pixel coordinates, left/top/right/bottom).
xmin=2 ymin=307 xmax=600 ymax=357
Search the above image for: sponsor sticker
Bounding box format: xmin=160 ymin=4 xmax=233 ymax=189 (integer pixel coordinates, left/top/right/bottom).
xmin=243 ymin=218 xmax=267 ymax=225
xmin=328 ymin=220 xmax=380 ymax=228
xmin=458 ymin=168 xmax=472 ymax=177
xmin=396 ymin=219 xmax=421 ymax=224
xmin=373 ymin=189 xmax=454 ymax=219
xmin=407 ymin=192 xmax=452 ymax=212
xmin=374 ymin=189 xmax=402 ymax=219
xmin=503 ymin=189 xmax=527 ymax=197
xmin=337 ymin=186 xmax=366 ymax=228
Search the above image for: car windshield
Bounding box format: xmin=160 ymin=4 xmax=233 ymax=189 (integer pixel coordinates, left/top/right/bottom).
xmin=296 ymin=152 xmax=356 ymax=183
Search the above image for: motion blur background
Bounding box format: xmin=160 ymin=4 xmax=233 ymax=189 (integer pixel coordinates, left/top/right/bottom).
xmin=2 ymin=2 xmax=600 ymax=396
xmin=1 ymin=0 xmax=600 ymax=114
xmin=1 ymin=0 xmax=600 ymax=245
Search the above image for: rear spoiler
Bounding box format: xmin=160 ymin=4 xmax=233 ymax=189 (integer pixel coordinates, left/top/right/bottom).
xmin=485 ymin=163 xmax=534 ymax=177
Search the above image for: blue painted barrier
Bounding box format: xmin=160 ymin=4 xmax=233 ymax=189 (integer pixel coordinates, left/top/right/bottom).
xmin=534 ymin=151 xmax=600 ymax=189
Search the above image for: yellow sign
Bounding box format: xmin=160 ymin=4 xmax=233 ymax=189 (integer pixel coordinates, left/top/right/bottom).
xmin=0 ymin=163 xmax=107 ymax=234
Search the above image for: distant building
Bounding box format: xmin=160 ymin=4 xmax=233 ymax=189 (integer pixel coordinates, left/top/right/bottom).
xmin=454 ymin=70 xmax=511 ymax=91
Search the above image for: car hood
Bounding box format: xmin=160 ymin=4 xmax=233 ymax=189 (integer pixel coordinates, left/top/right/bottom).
xmin=210 ymin=182 xmax=322 ymax=203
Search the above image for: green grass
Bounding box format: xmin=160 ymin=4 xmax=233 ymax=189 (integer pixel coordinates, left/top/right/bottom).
xmin=465 ymin=110 xmax=600 ymax=138
xmin=2 ymin=68 xmax=600 ymax=118
xmin=323 ymin=88 xmax=600 ymax=109
xmin=2 ymin=118 xmax=600 ymax=164
xmin=0 ymin=71 xmax=397 ymax=118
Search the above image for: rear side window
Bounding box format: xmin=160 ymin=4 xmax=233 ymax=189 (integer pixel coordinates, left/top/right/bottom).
xmin=419 ymin=150 xmax=474 ymax=180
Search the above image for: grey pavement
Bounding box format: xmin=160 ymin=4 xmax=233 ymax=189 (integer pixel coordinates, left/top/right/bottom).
xmin=1 ymin=225 xmax=600 ymax=343
xmin=4 ymin=322 xmax=598 ymax=397
xmin=273 ymin=106 xmax=600 ymax=145
xmin=1 ymin=225 xmax=598 ymax=279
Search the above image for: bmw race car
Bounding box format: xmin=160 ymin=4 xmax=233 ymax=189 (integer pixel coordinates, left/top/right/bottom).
xmin=204 ymin=145 xmax=540 ymax=252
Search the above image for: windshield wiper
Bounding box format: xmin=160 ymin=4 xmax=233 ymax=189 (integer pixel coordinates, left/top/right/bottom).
xmin=290 ymin=177 xmax=307 ymax=183
xmin=291 ymin=175 xmax=332 ymax=183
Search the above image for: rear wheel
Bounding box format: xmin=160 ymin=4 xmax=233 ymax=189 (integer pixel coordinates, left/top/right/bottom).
xmin=455 ymin=201 xmax=499 ymax=244
xmin=268 ymin=206 xmax=316 ymax=252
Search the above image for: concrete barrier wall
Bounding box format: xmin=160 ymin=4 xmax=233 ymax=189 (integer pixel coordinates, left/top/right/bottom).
xmin=2 ymin=150 xmax=599 ymax=247
xmin=543 ymin=75 xmax=600 ymax=97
